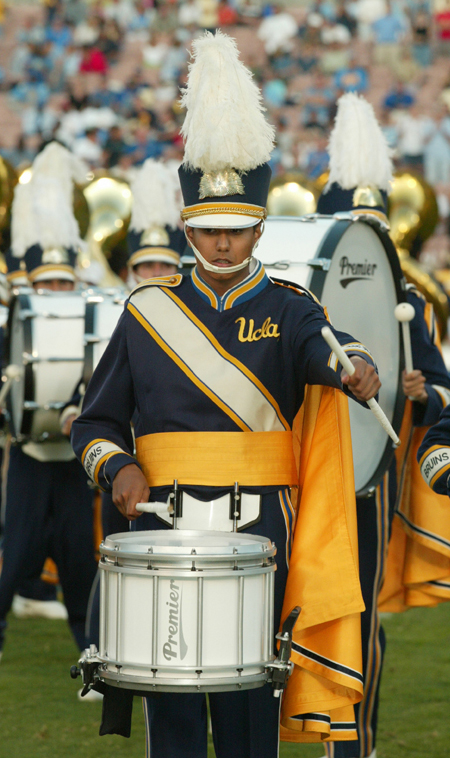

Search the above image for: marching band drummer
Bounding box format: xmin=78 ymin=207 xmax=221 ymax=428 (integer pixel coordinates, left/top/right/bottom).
xmin=0 ymin=143 xmax=97 ymax=661
xmin=72 ymin=33 xmax=380 ymax=758
xmin=317 ymin=93 xmax=450 ymax=758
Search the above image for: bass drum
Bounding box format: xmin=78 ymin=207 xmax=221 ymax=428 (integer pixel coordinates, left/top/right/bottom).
xmin=83 ymin=288 xmax=126 ymax=385
xmin=257 ymin=214 xmax=405 ymax=496
xmin=7 ymin=290 xmax=85 ymax=441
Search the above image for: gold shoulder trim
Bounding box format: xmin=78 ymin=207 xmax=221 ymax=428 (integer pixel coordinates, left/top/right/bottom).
xmin=129 ymin=273 xmax=183 ymax=297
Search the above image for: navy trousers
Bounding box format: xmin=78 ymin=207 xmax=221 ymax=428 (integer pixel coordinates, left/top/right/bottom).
xmin=0 ymin=446 xmax=98 ymax=650
xmin=136 ymin=489 xmax=294 ymax=758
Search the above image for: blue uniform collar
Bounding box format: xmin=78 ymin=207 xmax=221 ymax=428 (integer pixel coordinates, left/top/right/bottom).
xmin=191 ymin=258 xmax=269 ymax=312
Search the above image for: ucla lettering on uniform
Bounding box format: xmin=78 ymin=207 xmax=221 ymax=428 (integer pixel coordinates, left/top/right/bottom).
xmin=235 ymin=316 xmax=280 ymax=343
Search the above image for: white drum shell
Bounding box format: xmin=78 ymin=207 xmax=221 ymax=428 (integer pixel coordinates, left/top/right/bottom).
xmin=98 ymin=531 xmax=276 ymax=692
xmin=257 ymin=216 xmax=404 ymax=494
xmin=8 ymin=291 xmax=85 ymax=440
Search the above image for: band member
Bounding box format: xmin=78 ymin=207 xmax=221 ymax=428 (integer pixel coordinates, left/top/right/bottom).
xmin=0 ymin=143 xmax=97 ymax=660
xmin=317 ymin=93 xmax=450 ymax=758
xmin=127 ymin=158 xmax=185 ymax=286
xmin=418 ymin=404 xmax=450 ymax=494
xmin=72 ymin=33 xmax=380 ymax=756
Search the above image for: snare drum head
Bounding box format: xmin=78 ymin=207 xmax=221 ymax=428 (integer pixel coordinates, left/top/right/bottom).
xmin=258 ymin=216 xmax=404 ymax=495
xmin=102 ymin=530 xmax=273 ymax=557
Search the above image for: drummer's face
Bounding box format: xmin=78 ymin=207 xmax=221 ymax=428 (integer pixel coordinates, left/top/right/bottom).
xmin=186 ymin=223 xmax=262 ymax=287
xmin=33 ymin=279 xmax=75 ymax=292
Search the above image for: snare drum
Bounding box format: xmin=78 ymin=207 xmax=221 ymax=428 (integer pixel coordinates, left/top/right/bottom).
xmin=7 ymin=290 xmax=85 ymax=441
xmin=257 ymin=214 xmax=405 ymax=495
xmin=83 ymin=289 xmax=125 ymax=384
xmin=98 ymin=530 xmax=276 ymax=693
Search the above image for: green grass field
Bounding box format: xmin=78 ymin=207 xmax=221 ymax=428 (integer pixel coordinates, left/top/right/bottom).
xmin=1 ymin=603 xmax=449 ymax=758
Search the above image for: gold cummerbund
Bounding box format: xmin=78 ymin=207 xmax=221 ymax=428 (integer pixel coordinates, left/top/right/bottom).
xmin=135 ymin=431 xmax=297 ymax=488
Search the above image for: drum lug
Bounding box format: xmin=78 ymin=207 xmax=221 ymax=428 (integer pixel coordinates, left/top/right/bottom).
xmin=230 ymin=482 xmax=241 ymax=531
xmin=18 ymin=309 xmax=36 ymax=321
xmin=306 ymin=258 xmax=331 ymax=271
xmin=170 ymin=480 xmax=183 ymax=528
xmin=266 ymin=605 xmax=301 ymax=697
xmin=71 ymin=644 xmax=102 ymax=698
xmin=85 ymin=333 xmax=101 ymax=344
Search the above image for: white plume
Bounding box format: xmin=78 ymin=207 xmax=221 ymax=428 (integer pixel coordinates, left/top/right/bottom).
xmin=326 ymin=93 xmax=393 ymax=192
xmin=129 ymin=159 xmax=180 ymax=232
xmin=180 ymin=30 xmax=274 ymax=173
xmin=11 ymin=142 xmax=87 ymax=257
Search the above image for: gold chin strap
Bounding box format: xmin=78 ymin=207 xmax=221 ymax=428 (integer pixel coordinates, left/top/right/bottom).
xmin=183 ymin=221 xmax=264 ymax=275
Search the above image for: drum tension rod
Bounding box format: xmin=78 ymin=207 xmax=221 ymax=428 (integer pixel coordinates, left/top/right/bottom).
xmin=267 ymin=606 xmax=301 ymax=697
xmin=169 ymin=480 xmax=183 ymax=528
xmin=230 ymin=482 xmax=241 ymax=532
xmin=70 ymin=644 xmax=102 ymax=698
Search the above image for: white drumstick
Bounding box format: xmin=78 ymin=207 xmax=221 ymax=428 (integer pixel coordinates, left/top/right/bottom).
xmin=394 ymin=302 xmax=415 ymax=374
xmin=0 ymin=365 xmax=23 ymax=408
xmin=321 ymin=326 xmax=400 ymax=447
xmin=136 ymin=502 xmax=174 ymax=514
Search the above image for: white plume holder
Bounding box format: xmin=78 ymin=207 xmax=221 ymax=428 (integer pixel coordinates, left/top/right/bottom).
xmin=321 ymin=326 xmax=400 ymax=447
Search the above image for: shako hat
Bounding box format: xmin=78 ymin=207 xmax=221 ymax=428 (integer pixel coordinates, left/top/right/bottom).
xmin=5 ymin=249 xmax=28 ymax=287
xmin=178 ymin=31 xmax=274 ymax=229
xmin=10 ymin=142 xmax=87 ymax=284
xmin=317 ymin=93 xmax=392 ymax=218
xmin=128 ymin=159 xmax=184 ymax=268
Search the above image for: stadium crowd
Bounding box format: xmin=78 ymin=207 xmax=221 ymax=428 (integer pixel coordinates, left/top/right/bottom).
xmin=0 ymin=0 xmax=450 ymax=194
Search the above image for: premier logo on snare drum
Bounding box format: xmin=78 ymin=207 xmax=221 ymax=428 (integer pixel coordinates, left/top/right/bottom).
xmin=339 ymin=257 xmax=377 ymax=288
xmin=163 ymin=580 xmax=188 ymax=661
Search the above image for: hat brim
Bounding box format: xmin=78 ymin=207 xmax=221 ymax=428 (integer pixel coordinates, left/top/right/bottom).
xmin=129 ymin=249 xmax=181 ymax=268
xmin=185 ymin=213 xmax=261 ymax=229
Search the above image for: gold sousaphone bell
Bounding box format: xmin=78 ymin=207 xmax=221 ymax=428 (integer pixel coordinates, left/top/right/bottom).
xmin=266 ymin=173 xmax=319 ymax=217
xmin=388 ymin=172 xmax=448 ymax=338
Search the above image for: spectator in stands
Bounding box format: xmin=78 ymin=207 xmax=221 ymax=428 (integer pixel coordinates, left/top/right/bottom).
xmin=301 ymin=71 xmax=336 ymax=128
xmin=383 ymin=80 xmax=415 ymax=111
xmin=335 ymin=1 xmax=357 ymax=36
xmin=63 ymin=0 xmax=87 ymax=27
xmin=218 ymin=0 xmax=238 ymax=27
xmin=72 ymin=126 xmax=103 ymax=166
xmin=297 ymin=42 xmax=318 ymax=73
xmin=79 ymin=44 xmax=108 ymax=75
xmin=304 ymin=134 xmax=329 ymax=179
xmin=103 ymin=124 xmax=127 ymax=168
xmin=423 ymin=107 xmax=450 ymax=186
xmin=396 ymin=105 xmax=432 ymax=168
xmin=435 ymin=0 xmax=450 ymax=56
xmin=46 ymin=15 xmax=72 ymax=52
xmin=411 ymin=8 xmax=432 ymax=67
xmin=372 ymin=0 xmax=408 ymax=73
xmin=334 ymin=57 xmax=369 ymax=92
xmin=263 ymin=72 xmax=288 ymax=109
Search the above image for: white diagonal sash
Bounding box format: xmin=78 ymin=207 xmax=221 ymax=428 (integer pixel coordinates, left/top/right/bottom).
xmin=129 ymin=287 xmax=287 ymax=432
